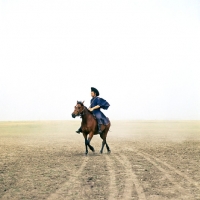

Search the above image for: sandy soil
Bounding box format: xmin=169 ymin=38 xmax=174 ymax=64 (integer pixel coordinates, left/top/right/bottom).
xmin=0 ymin=120 xmax=200 ymax=200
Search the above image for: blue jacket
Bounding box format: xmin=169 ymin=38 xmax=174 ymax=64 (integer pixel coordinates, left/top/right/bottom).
xmin=90 ymin=97 xmax=110 ymax=125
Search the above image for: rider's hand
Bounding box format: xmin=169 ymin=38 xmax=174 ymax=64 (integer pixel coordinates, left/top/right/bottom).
xmin=88 ymin=108 xmax=93 ymax=112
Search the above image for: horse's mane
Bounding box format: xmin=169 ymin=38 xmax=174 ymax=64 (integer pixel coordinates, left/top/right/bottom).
xmin=77 ymin=101 xmax=93 ymax=114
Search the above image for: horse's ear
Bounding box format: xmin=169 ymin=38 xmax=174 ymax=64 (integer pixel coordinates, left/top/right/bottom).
xmin=82 ymin=101 xmax=85 ymax=104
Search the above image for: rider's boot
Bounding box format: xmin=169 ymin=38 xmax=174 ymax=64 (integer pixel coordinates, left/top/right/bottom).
xmin=76 ymin=127 xmax=82 ymax=134
xmin=98 ymin=124 xmax=102 ymax=134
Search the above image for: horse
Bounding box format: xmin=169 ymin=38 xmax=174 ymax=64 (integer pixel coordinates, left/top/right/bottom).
xmin=71 ymin=101 xmax=111 ymax=155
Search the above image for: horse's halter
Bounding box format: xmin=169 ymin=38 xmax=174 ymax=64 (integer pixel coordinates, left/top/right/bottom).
xmin=75 ymin=104 xmax=85 ymax=117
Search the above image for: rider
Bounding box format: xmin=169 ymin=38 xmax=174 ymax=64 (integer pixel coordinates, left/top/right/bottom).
xmin=76 ymin=87 xmax=110 ymax=134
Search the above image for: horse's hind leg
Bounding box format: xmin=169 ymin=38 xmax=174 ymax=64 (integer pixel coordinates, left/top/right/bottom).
xmin=100 ymin=140 xmax=106 ymax=154
xmin=100 ymin=128 xmax=110 ymax=154
xmin=100 ymin=140 xmax=110 ymax=154
xmin=100 ymin=133 xmax=106 ymax=154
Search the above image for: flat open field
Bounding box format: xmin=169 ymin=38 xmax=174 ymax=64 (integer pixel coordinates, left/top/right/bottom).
xmin=0 ymin=120 xmax=200 ymax=200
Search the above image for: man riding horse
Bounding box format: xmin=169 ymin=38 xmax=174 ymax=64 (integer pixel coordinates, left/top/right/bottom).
xmin=76 ymin=87 xmax=110 ymax=134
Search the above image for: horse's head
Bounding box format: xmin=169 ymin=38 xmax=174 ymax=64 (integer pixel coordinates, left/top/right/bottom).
xmin=71 ymin=101 xmax=85 ymax=118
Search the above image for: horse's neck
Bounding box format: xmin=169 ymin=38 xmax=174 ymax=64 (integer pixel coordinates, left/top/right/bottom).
xmin=82 ymin=107 xmax=93 ymax=122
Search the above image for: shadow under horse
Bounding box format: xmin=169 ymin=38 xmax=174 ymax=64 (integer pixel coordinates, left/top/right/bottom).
xmin=72 ymin=101 xmax=111 ymax=155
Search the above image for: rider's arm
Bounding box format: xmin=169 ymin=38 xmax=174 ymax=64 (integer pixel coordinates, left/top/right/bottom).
xmin=89 ymin=105 xmax=100 ymax=111
xmin=92 ymin=105 xmax=100 ymax=110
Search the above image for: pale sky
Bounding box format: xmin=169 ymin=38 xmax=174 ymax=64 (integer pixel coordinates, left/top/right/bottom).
xmin=0 ymin=0 xmax=200 ymax=121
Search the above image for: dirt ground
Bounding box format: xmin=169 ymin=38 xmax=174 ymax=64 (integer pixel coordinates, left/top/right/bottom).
xmin=0 ymin=120 xmax=200 ymax=200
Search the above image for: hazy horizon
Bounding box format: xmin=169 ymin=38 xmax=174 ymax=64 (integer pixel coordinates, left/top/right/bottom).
xmin=0 ymin=0 xmax=200 ymax=121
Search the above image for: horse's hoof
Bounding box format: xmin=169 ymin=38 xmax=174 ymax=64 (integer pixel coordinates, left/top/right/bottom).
xmin=100 ymin=151 xmax=103 ymax=154
xmin=107 ymin=150 xmax=111 ymax=154
xmin=92 ymin=149 xmax=95 ymax=153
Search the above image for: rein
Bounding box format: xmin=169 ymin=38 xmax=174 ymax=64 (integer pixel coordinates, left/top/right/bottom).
xmin=79 ymin=106 xmax=86 ymax=117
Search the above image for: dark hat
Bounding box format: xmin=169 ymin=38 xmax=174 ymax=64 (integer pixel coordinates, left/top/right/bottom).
xmin=91 ymin=87 xmax=99 ymax=96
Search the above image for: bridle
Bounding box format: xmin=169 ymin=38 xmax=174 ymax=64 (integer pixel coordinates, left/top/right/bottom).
xmin=75 ymin=105 xmax=85 ymax=117
xmin=79 ymin=106 xmax=85 ymax=117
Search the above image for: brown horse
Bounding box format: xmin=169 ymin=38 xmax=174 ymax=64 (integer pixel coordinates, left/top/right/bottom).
xmin=71 ymin=101 xmax=111 ymax=155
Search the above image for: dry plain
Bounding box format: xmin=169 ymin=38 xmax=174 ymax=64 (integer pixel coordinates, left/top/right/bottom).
xmin=0 ymin=120 xmax=200 ymax=200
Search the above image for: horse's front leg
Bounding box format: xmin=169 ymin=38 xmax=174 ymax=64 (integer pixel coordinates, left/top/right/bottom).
xmin=83 ymin=133 xmax=88 ymax=155
xmin=85 ymin=138 xmax=88 ymax=155
xmin=86 ymin=132 xmax=95 ymax=152
xmin=106 ymin=142 xmax=111 ymax=153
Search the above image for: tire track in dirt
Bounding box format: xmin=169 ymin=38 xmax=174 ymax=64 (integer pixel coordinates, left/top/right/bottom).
xmin=137 ymin=152 xmax=187 ymax=195
xmin=125 ymin=147 xmax=195 ymax=199
xmin=141 ymin=151 xmax=200 ymax=190
xmin=115 ymin=154 xmax=146 ymax=200
xmin=105 ymin=155 xmax=118 ymax=200
xmin=47 ymin=156 xmax=89 ymax=200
